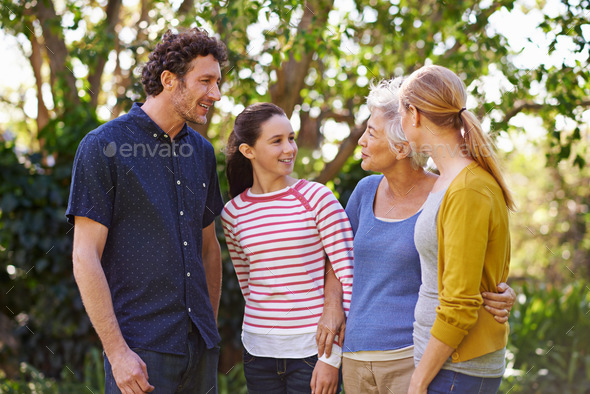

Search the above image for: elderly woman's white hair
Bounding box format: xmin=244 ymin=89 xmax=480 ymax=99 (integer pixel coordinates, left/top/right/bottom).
xmin=366 ymin=78 xmax=429 ymax=169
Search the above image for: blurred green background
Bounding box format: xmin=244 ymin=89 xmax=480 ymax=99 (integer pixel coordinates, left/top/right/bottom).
xmin=1 ymin=0 xmax=589 ymax=392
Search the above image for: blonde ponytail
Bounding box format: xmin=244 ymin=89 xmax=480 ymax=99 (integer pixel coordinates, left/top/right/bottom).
xmin=400 ymin=65 xmax=516 ymax=211
xmin=461 ymin=109 xmax=516 ymax=211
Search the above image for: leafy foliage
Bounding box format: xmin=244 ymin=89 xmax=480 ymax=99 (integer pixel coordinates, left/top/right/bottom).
xmin=500 ymin=281 xmax=590 ymax=394
xmin=0 ymin=110 xmax=100 ymax=378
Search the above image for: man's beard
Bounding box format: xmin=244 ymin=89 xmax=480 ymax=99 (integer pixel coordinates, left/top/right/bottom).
xmin=172 ymin=82 xmax=207 ymax=125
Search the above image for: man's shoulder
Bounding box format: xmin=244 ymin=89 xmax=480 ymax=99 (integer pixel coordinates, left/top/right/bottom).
xmin=83 ymin=113 xmax=134 ymax=142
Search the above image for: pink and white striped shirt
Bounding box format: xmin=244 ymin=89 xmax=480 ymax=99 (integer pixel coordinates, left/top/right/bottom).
xmin=221 ymin=179 xmax=354 ymax=336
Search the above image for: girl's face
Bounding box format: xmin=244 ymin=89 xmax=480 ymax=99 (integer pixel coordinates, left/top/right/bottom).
xmin=358 ymin=108 xmax=397 ymax=172
xmin=248 ymin=114 xmax=298 ymax=179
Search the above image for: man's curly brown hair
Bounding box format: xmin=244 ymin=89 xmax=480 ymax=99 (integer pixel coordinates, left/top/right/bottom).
xmin=141 ymin=27 xmax=228 ymax=97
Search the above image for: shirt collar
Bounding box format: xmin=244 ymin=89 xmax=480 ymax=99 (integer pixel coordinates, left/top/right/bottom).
xmin=129 ymin=103 xmax=189 ymax=141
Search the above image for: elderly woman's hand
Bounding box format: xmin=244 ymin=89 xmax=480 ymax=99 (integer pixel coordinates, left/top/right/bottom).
xmin=482 ymin=282 xmax=516 ymax=323
xmin=316 ymin=304 xmax=346 ymax=358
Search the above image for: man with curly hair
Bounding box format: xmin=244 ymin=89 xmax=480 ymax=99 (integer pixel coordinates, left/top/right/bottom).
xmin=67 ymin=28 xmax=228 ymax=393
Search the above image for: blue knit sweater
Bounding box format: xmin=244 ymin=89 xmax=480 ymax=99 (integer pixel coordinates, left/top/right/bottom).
xmin=343 ymin=175 xmax=422 ymax=352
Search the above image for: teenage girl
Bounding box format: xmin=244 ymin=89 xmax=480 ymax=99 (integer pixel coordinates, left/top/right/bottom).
xmin=221 ymin=102 xmax=353 ymax=394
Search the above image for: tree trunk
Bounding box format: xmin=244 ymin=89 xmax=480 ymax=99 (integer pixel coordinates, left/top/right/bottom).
xmin=25 ymin=21 xmax=50 ymax=133
xmin=314 ymin=120 xmax=366 ymax=184
xmin=34 ymin=0 xmax=79 ymax=108
xmin=88 ymin=0 xmax=123 ymax=108
xmin=269 ymin=0 xmax=334 ymax=119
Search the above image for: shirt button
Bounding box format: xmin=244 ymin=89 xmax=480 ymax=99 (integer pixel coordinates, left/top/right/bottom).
xmin=188 ymin=308 xmax=191 ymax=312
xmin=202 ymin=183 xmax=206 ymax=188
xmin=177 ymin=180 xmax=181 ymax=185
xmin=173 ymin=152 xmax=177 ymax=156
xmin=187 ymin=272 xmax=191 ymax=277
xmin=164 ymin=134 xmax=169 ymax=138
xmin=180 ymin=211 xmax=184 ymax=216
xmin=183 ymin=241 xmax=188 ymax=246
xmin=153 ymin=133 xmax=157 ymax=138
xmin=452 ymin=352 xmax=460 ymax=361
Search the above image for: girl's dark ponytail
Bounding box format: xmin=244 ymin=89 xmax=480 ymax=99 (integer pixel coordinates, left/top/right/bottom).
xmin=226 ymin=131 xmax=254 ymax=198
xmin=226 ymin=103 xmax=286 ymax=198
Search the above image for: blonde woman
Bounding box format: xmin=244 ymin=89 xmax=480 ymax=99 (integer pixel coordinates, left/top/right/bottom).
xmin=398 ymin=65 xmax=514 ymax=393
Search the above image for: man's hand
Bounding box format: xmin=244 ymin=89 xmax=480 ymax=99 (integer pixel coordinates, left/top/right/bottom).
xmin=316 ymin=305 xmax=345 ymax=358
xmin=310 ymin=360 xmax=339 ymax=394
xmin=482 ymin=282 xmax=516 ymax=323
xmin=109 ymin=348 xmax=154 ymax=393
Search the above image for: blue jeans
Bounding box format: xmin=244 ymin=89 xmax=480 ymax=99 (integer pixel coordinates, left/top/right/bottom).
xmin=428 ymin=369 xmax=501 ymax=394
xmin=243 ymin=350 xmax=340 ymax=394
xmin=104 ymin=329 xmax=219 ymax=394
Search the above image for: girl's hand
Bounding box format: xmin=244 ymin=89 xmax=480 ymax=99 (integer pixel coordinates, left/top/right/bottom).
xmin=316 ymin=305 xmax=345 ymax=358
xmin=482 ymin=282 xmax=516 ymax=323
xmin=310 ymin=360 xmax=339 ymax=394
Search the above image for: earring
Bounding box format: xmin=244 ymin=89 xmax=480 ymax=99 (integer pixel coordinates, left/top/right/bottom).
xmin=412 ymin=123 xmax=415 ymax=126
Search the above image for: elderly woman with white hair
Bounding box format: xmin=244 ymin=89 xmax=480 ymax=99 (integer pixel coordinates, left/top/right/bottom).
xmin=317 ymin=78 xmax=515 ymax=394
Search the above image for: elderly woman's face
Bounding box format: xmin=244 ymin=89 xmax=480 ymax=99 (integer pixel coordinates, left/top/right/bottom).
xmin=358 ymin=108 xmax=397 ymax=172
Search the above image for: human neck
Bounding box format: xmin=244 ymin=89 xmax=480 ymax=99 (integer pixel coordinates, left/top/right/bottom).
xmin=429 ymin=137 xmax=473 ymax=191
xmin=381 ymin=162 xmax=430 ymax=199
xmin=250 ymin=174 xmax=298 ymax=195
xmin=141 ymin=96 xmax=185 ymax=140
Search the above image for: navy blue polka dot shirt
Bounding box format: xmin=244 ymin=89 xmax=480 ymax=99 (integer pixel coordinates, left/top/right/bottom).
xmin=67 ymin=103 xmax=223 ymax=353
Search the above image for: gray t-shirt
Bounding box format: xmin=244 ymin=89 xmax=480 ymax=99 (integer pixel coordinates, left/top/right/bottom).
xmin=413 ymin=189 xmax=505 ymax=378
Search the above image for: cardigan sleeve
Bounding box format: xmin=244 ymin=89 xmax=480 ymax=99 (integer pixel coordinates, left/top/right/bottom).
xmin=431 ymin=187 xmax=491 ymax=349
xmin=221 ymin=208 xmax=251 ymax=300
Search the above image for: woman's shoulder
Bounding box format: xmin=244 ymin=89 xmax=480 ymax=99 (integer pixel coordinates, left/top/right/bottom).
xmin=352 ymin=174 xmax=382 ymax=196
xmin=444 ymin=163 xmax=505 ymax=209
xmin=359 ymin=174 xmax=383 ymax=186
xmin=448 ymin=163 xmax=499 ymax=192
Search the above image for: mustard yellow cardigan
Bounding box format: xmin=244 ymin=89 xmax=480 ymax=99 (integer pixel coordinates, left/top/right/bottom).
xmin=432 ymin=162 xmax=511 ymax=363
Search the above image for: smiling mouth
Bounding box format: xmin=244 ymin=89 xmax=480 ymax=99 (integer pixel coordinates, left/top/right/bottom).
xmin=199 ymin=103 xmax=210 ymax=109
xmin=279 ymin=158 xmax=293 ymax=163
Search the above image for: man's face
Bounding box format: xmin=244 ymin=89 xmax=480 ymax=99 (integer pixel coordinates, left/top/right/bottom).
xmin=171 ymin=54 xmax=222 ymax=125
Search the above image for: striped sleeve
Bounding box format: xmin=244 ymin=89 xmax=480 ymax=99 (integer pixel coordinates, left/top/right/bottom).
xmin=309 ymin=184 xmax=354 ymax=313
xmin=221 ymin=206 xmax=251 ymax=299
